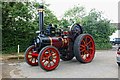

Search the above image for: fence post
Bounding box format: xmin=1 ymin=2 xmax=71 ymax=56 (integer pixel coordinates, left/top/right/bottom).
xmin=18 ymin=45 xmax=19 ymax=61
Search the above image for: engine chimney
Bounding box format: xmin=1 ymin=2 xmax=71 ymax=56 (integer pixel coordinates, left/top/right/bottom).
xmin=38 ymin=5 xmax=44 ymax=33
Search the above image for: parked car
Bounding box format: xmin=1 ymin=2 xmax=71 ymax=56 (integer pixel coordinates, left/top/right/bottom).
xmin=110 ymin=38 xmax=115 ymax=44
xmin=117 ymin=47 xmax=120 ymax=66
xmin=111 ymin=38 xmax=120 ymax=45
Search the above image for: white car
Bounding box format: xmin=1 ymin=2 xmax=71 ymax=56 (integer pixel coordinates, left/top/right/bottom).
xmin=117 ymin=47 xmax=120 ymax=66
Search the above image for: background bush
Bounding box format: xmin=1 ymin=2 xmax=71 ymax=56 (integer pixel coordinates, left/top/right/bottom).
xmin=2 ymin=2 xmax=116 ymax=54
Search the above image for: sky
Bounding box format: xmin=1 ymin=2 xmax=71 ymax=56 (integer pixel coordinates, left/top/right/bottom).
xmin=36 ymin=0 xmax=120 ymax=38
xmin=37 ymin=0 xmax=119 ymax=23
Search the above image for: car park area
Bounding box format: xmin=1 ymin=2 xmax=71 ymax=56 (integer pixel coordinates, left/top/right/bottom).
xmin=1 ymin=46 xmax=119 ymax=78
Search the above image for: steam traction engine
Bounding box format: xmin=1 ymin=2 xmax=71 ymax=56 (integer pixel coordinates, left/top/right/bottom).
xmin=24 ymin=5 xmax=95 ymax=71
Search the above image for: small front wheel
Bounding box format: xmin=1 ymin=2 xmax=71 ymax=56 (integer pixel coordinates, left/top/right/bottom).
xmin=38 ymin=46 xmax=60 ymax=71
xmin=24 ymin=45 xmax=38 ymax=66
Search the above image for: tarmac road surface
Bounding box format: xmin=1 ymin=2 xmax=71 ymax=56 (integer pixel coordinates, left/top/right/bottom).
xmin=2 ymin=49 xmax=119 ymax=78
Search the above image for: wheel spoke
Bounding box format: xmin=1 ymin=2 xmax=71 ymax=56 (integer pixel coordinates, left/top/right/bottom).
xmin=28 ymin=52 xmax=32 ymax=55
xmin=44 ymin=51 xmax=49 ymax=57
xmin=86 ymin=40 xmax=92 ymax=45
xmin=80 ymin=49 xmax=85 ymax=52
xmin=30 ymin=57 xmax=33 ymax=62
xmin=52 ymin=60 xmax=55 ymax=64
xmin=52 ymin=53 xmax=57 ymax=58
xmin=30 ymin=58 xmax=33 ymax=62
xmin=48 ymin=50 xmax=52 ymax=56
xmin=42 ymin=57 xmax=47 ymax=60
xmin=82 ymin=54 xmax=86 ymax=60
xmin=34 ymin=58 xmax=36 ymax=63
xmin=80 ymin=47 xmax=85 ymax=51
xmin=35 ymin=58 xmax=38 ymax=63
xmin=82 ymin=40 xmax=86 ymax=45
xmin=89 ymin=48 xmax=93 ymax=50
xmin=85 ymin=37 xmax=88 ymax=44
xmin=81 ymin=54 xmax=84 ymax=57
xmin=46 ymin=61 xmax=50 ymax=67
xmin=53 ymin=56 xmax=57 ymax=59
xmin=27 ymin=57 xmax=32 ymax=61
xmin=85 ymin=50 xmax=89 ymax=54
xmin=49 ymin=63 xmax=51 ymax=67
xmin=42 ymin=60 xmax=46 ymax=63
xmin=80 ymin=45 xmax=85 ymax=48
xmin=85 ymin=51 xmax=90 ymax=58
xmin=33 ymin=58 xmax=36 ymax=63
xmin=28 ymin=55 xmax=32 ymax=59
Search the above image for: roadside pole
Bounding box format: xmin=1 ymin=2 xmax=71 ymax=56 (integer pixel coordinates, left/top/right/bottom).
xmin=18 ymin=45 xmax=19 ymax=61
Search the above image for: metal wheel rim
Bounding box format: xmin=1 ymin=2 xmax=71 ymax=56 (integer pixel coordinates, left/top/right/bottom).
xmin=79 ymin=35 xmax=95 ymax=62
xmin=40 ymin=47 xmax=60 ymax=70
xmin=25 ymin=46 xmax=38 ymax=66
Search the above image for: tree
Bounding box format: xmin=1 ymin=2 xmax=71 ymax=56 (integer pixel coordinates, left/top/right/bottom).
xmin=62 ymin=6 xmax=116 ymax=49
xmin=63 ymin=5 xmax=86 ymax=25
xmin=44 ymin=6 xmax=59 ymax=28
xmin=2 ymin=2 xmax=36 ymax=53
xmin=59 ymin=18 xmax=70 ymax=30
xmin=2 ymin=2 xmax=59 ymax=53
xmin=81 ymin=9 xmax=116 ymax=49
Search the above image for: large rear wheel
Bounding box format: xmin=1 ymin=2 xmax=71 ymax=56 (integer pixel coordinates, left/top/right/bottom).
xmin=74 ymin=34 xmax=95 ymax=63
xmin=38 ymin=46 xmax=60 ymax=71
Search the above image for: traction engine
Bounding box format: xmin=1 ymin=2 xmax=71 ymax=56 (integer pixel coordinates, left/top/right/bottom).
xmin=24 ymin=5 xmax=95 ymax=71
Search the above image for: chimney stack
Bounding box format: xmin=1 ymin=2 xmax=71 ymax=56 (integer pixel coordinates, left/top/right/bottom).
xmin=38 ymin=5 xmax=44 ymax=33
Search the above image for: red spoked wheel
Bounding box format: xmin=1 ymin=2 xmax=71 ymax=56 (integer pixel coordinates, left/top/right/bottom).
xmin=24 ymin=45 xmax=38 ymax=66
xmin=74 ymin=34 xmax=95 ymax=63
xmin=38 ymin=46 xmax=60 ymax=71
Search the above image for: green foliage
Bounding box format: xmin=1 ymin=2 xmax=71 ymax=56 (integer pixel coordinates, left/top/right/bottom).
xmin=2 ymin=2 xmax=36 ymax=53
xmin=95 ymin=42 xmax=112 ymax=50
xmin=2 ymin=3 xmax=116 ymax=54
xmin=2 ymin=2 xmax=59 ymax=54
xmin=44 ymin=7 xmax=59 ymax=28
xmin=63 ymin=5 xmax=85 ymax=25
xmin=81 ymin=9 xmax=116 ymax=49
xmin=62 ymin=7 xmax=116 ymax=50
xmin=59 ymin=18 xmax=70 ymax=30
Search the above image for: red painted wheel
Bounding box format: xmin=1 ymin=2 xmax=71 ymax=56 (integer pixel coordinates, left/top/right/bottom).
xmin=38 ymin=46 xmax=60 ymax=71
xmin=24 ymin=45 xmax=38 ymax=66
xmin=74 ymin=34 xmax=95 ymax=63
